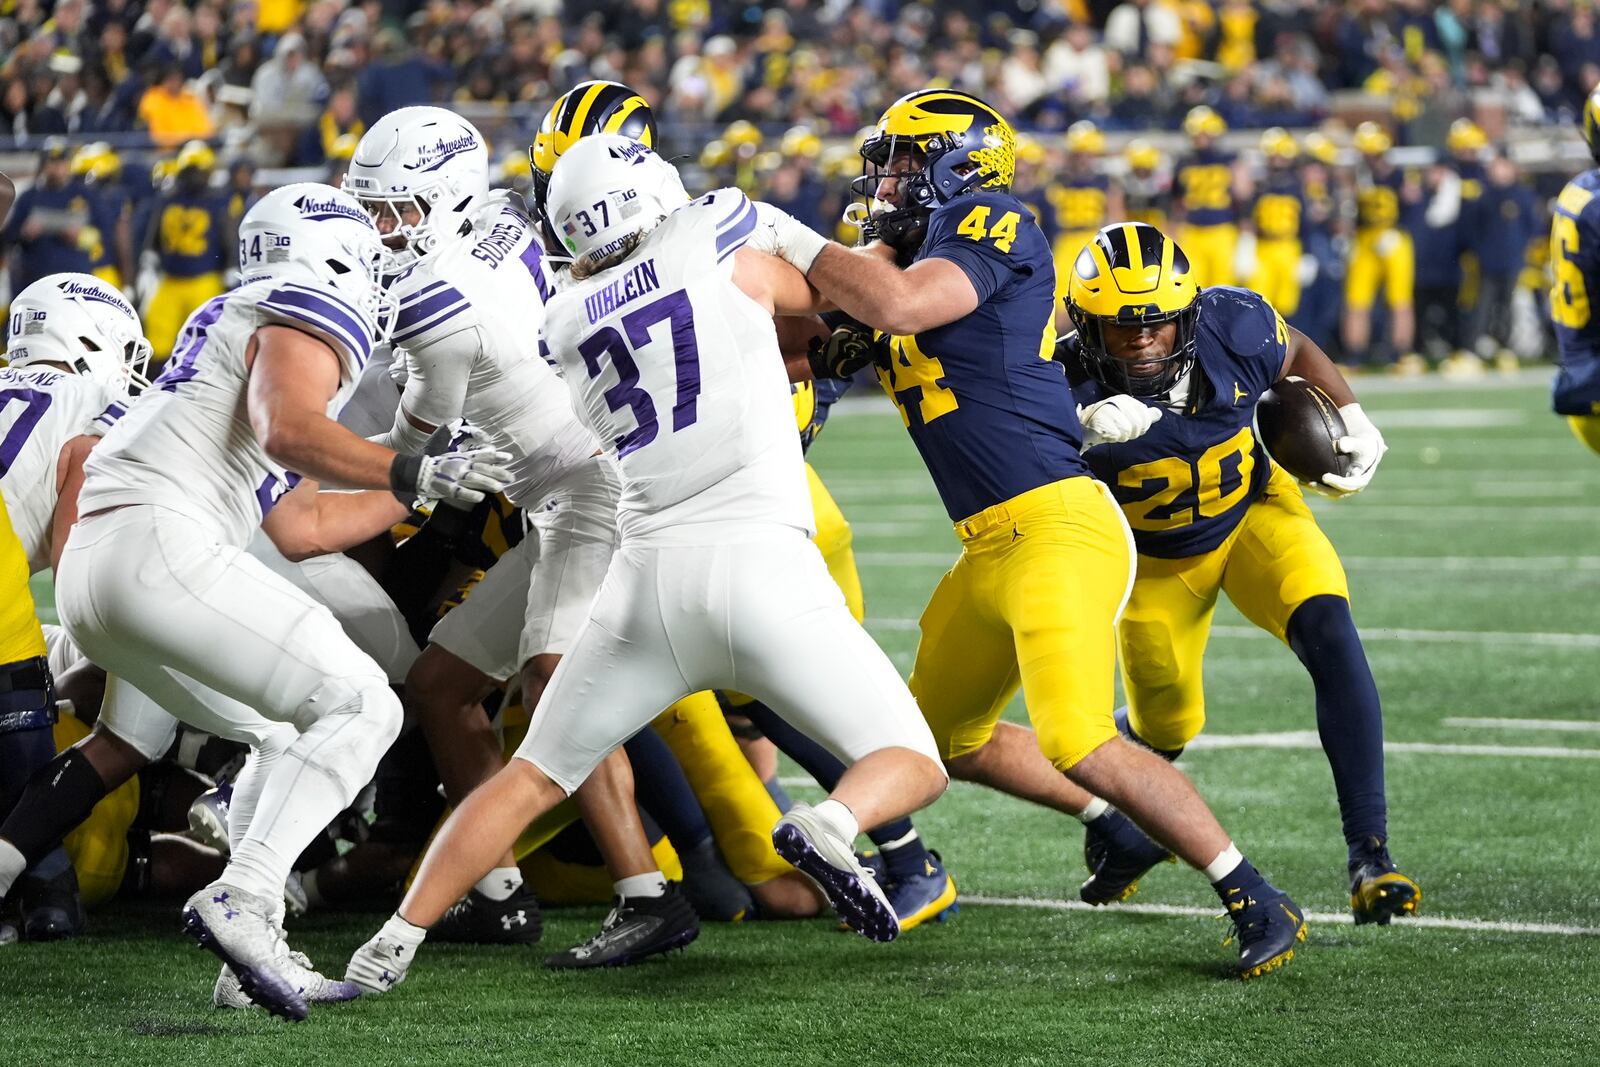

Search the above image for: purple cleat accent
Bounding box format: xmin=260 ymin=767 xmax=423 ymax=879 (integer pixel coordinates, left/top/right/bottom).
xmin=773 ymin=808 xmax=899 ymax=943
xmin=182 ymin=888 xmax=308 ymax=1022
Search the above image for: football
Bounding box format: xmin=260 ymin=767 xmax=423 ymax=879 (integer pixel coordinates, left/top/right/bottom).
xmin=1255 ymin=376 xmax=1351 ymax=486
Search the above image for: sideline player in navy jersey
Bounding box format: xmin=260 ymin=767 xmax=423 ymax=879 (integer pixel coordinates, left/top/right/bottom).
xmin=759 ymin=88 xmax=1307 ymax=978
xmin=1550 ymin=87 xmax=1600 ymax=456
xmin=1058 ymin=222 xmax=1419 ymax=924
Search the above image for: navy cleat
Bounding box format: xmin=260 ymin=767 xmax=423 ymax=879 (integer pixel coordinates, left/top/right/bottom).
xmin=1349 ymin=836 xmax=1421 ymax=925
xmin=1223 ymin=887 xmax=1308 ymax=980
xmin=544 ymin=884 xmax=699 ymax=970
xmin=18 ymin=868 xmax=87 ymax=942
xmin=884 ymin=851 xmax=958 ymax=931
xmin=187 ymin=783 xmax=234 ymax=854
xmin=1079 ymin=808 xmax=1173 ymax=906
xmin=182 ymin=884 xmax=308 ymax=1021
xmin=773 ymin=803 xmax=899 ymax=942
xmin=431 ymin=885 xmax=543 ymax=945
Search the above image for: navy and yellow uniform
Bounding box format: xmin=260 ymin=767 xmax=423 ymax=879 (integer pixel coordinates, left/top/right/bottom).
xmin=1549 ymin=166 xmax=1600 ymax=454
xmin=878 ymin=187 xmax=1130 ymax=771
xmin=1047 ymin=176 xmax=1110 ymax=302
xmin=1250 ymin=170 xmax=1305 ymax=317
xmin=1347 ymin=163 xmax=1419 ymax=313
xmin=0 ymin=181 xmax=100 ymax=296
xmin=1173 ymin=147 xmax=1238 ymax=288
xmin=143 ymin=188 xmax=232 ymax=361
xmin=1068 ymin=287 xmax=1348 ymax=750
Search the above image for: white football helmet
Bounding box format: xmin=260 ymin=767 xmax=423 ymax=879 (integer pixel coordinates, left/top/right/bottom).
xmin=342 ymin=106 xmax=490 ymax=266
xmin=6 ymin=272 xmax=152 ymax=397
xmin=545 ymin=134 xmax=689 ymax=275
xmin=238 ymin=183 xmax=396 ymax=342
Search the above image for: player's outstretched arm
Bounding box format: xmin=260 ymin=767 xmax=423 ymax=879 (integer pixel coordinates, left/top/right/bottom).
xmin=247 ymin=325 xmax=511 ymax=504
xmin=802 ymin=244 xmax=979 ymax=337
xmin=1279 ymin=326 xmax=1355 ymax=406
xmin=260 ymin=480 xmax=409 ymax=561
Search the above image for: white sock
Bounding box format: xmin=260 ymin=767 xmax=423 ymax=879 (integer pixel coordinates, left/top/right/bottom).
xmin=0 ymin=839 xmax=25 ymax=898
xmin=1074 ymin=797 xmax=1110 ymax=824
xmin=614 ymin=872 xmax=667 ymax=899
xmin=224 ymin=837 xmax=294 ymax=903
xmin=475 ymin=866 xmax=524 ymax=902
xmin=383 ymin=911 xmax=428 ymax=946
xmin=876 ymin=828 xmax=919 ymax=852
xmin=813 ymin=798 xmax=859 ymax=843
xmin=1201 ymin=842 xmax=1244 ymax=883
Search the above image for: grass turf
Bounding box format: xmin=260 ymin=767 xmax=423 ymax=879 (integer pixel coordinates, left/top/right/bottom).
xmin=9 ymin=375 xmax=1600 ymax=1066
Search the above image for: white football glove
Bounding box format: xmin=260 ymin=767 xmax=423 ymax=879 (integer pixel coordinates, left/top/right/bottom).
xmin=389 ymin=428 xmax=513 ymax=507
xmin=1319 ymin=402 xmax=1386 ymax=496
xmin=1077 ymin=394 xmax=1163 ymax=450
xmin=750 ymin=201 xmax=830 ymax=274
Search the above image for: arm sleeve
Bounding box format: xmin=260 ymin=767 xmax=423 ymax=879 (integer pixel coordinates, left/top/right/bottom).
xmin=395 ymin=325 xmax=478 ymax=433
xmin=922 ymin=200 xmax=1026 ymax=305
xmin=256 ymin=281 xmax=376 ymax=380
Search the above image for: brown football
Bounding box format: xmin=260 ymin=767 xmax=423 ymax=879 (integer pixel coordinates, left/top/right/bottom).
xmin=1255 ymin=376 xmax=1352 ymax=486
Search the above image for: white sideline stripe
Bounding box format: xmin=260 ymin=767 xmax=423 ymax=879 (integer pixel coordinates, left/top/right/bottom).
xmin=864 ymin=615 xmax=1600 ymax=649
xmin=1375 ymin=409 xmax=1527 ymax=428
xmin=962 ymin=895 xmax=1600 ymax=938
xmin=1310 ymin=505 xmax=1600 ymax=521
xmin=1185 ymin=730 xmax=1600 ymax=759
xmin=1443 ymin=717 xmax=1600 ymax=733
xmin=856 ymin=552 xmax=1600 ymax=572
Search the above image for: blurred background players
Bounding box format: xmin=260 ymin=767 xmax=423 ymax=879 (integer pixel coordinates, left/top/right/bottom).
xmin=1046 ymin=120 xmax=1121 ymax=302
xmin=1245 ymin=128 xmax=1305 ymax=320
xmin=1172 ymin=106 xmax=1248 ymax=289
xmin=1550 ymin=87 xmax=1600 ymax=456
xmin=1342 ymin=122 xmax=1424 ymax=371
xmin=136 ymin=140 xmax=233 ymax=365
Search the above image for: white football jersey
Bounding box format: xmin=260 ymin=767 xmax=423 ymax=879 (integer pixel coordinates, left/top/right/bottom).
xmin=78 ymin=273 xmax=377 ymax=548
xmin=0 ymin=365 xmax=123 ymax=571
xmin=386 ymin=194 xmax=599 ymax=509
xmin=542 ymin=188 xmax=812 ymax=541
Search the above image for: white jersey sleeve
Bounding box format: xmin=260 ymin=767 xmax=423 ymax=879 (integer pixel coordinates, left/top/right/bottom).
xmin=542 ymin=187 xmax=811 ymax=541
xmin=0 ymin=366 xmax=120 ymax=571
xmin=385 ymin=199 xmax=599 ymax=509
xmin=77 ymin=275 xmax=375 ymax=548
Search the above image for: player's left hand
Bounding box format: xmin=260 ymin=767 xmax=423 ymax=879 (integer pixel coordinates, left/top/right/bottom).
xmin=1321 ymin=402 xmax=1386 ymax=496
xmin=808 ymin=324 xmax=883 ymax=380
xmin=1077 ymin=394 xmax=1162 ymax=449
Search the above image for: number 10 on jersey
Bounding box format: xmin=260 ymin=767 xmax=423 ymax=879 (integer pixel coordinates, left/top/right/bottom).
xmin=577 ymin=289 xmax=701 ymax=458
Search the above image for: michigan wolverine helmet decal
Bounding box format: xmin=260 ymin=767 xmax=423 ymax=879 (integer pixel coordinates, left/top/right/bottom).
xmin=1067 ymin=222 xmax=1201 ymax=398
xmin=860 ymin=89 xmax=1016 ymax=205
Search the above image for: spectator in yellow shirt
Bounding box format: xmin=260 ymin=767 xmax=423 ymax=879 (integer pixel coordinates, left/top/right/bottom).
xmin=136 ymin=65 xmax=215 ymax=148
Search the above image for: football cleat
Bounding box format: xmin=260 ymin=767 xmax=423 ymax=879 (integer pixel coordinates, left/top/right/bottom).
xmin=544 ymin=884 xmax=699 ymax=969
xmin=18 ymin=867 xmax=87 ymax=941
xmin=856 ymin=849 xmax=889 ymax=885
xmin=884 ymin=852 xmax=958 ymax=931
xmin=344 ymin=926 xmax=419 ymax=995
xmin=187 ymin=783 xmax=233 ymax=855
xmin=1223 ymin=888 xmax=1308 ymax=980
xmin=772 ymin=803 xmax=899 ymax=942
xmin=1349 ymin=836 xmax=1421 ymax=925
xmin=182 ymin=883 xmax=308 ymax=1020
xmin=215 ymin=940 xmax=360 ymax=1010
xmin=430 ymin=885 xmax=543 ymax=945
xmin=1079 ymin=808 xmax=1173 ymax=906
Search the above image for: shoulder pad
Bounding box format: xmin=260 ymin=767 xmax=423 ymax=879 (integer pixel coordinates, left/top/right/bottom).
xmin=674 ymin=188 xmax=757 ymax=262
xmin=392 ymin=270 xmax=474 ymax=348
xmin=256 ymin=281 xmax=376 ymax=376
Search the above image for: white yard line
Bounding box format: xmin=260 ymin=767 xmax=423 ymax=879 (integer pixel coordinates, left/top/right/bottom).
xmin=856 ymin=552 xmax=1600 ymax=572
xmin=962 ymin=895 xmax=1600 ymax=937
xmin=1183 ymin=730 xmax=1600 ymax=759
xmin=1443 ymin=717 xmax=1600 ymax=733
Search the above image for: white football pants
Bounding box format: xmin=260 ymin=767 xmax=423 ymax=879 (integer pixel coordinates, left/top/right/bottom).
xmin=514 ymin=525 xmax=943 ymax=794
xmin=55 ymin=505 xmax=402 ymax=901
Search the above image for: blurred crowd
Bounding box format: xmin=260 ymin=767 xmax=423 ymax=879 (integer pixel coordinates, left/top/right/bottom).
xmin=0 ymin=0 xmax=1595 ymax=370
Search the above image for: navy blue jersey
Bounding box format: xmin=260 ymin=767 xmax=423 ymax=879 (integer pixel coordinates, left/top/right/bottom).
xmin=1068 ymin=287 xmax=1287 ymax=558
xmin=1175 ymin=149 xmax=1236 ymax=227
xmin=149 ymin=191 xmax=232 ymax=277
xmin=1551 ymin=169 xmax=1600 ymax=415
xmin=0 ymin=183 xmax=97 ymax=291
xmin=877 ymin=189 xmax=1088 ymax=521
xmin=1252 ymin=171 xmax=1303 ymax=241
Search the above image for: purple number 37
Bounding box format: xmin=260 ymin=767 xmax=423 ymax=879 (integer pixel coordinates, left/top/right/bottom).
xmin=577 ymin=289 xmax=700 ymax=458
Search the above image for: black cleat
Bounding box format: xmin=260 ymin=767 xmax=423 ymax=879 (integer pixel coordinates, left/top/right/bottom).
xmin=431 ymin=885 xmax=543 ymax=945
xmin=1348 ymin=836 xmax=1421 ymax=925
xmin=1224 ymin=887 xmax=1308 ymax=980
xmin=1079 ymin=808 xmax=1173 ymax=906
xmin=544 ymin=884 xmax=699 ymax=970
xmin=19 ymin=868 xmax=87 ymax=942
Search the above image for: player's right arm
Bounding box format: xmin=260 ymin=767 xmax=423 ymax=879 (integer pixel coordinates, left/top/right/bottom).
xmin=246 ymin=325 xmax=510 ymax=504
xmin=49 ymin=433 xmax=98 ymax=572
xmin=259 ymin=479 xmax=409 ymax=561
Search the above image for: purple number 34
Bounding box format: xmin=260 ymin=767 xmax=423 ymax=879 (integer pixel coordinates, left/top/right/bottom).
xmin=577 ymin=290 xmax=700 ymax=458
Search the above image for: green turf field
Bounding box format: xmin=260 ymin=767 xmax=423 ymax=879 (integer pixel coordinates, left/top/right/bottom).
xmin=10 ymin=375 xmax=1600 ymax=1066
